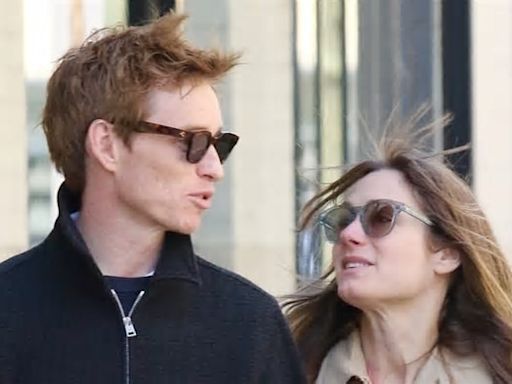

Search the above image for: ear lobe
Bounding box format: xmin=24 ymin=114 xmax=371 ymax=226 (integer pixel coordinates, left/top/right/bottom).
xmin=433 ymin=247 xmax=461 ymax=275
xmin=85 ymin=119 xmax=119 ymax=172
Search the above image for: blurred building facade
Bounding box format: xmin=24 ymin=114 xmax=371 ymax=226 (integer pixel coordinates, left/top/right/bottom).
xmin=1 ymin=0 xmax=511 ymax=295
xmin=0 ymin=1 xmax=26 ymax=259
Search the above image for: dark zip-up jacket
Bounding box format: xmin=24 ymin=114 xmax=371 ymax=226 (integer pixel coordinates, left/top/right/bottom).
xmin=0 ymin=185 xmax=306 ymax=384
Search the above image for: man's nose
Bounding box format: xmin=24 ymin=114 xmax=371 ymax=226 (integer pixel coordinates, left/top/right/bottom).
xmin=196 ymin=145 xmax=224 ymax=181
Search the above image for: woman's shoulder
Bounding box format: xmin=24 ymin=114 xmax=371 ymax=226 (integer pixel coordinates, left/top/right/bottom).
xmin=433 ymin=348 xmax=493 ymax=384
xmin=317 ymin=336 xmax=493 ymax=384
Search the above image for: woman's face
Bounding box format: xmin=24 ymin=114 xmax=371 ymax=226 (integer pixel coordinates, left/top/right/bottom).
xmin=332 ymin=169 xmax=443 ymax=310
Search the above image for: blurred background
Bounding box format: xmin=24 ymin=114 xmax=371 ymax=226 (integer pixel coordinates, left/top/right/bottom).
xmin=1 ymin=0 xmax=511 ymax=296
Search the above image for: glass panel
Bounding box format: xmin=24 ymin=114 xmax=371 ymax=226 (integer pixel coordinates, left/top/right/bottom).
xmin=294 ymin=0 xmax=321 ymax=280
xmin=346 ymin=0 xmax=444 ymax=160
xmin=294 ymin=0 xmax=346 ymax=281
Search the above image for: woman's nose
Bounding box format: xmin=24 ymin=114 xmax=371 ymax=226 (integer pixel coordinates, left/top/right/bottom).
xmin=339 ymin=215 xmax=367 ymax=246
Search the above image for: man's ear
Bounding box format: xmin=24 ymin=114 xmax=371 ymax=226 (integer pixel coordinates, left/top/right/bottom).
xmin=432 ymin=247 xmax=461 ymax=275
xmin=85 ymin=119 xmax=120 ymax=172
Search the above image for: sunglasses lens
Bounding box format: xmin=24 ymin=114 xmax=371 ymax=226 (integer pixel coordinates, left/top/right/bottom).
xmin=364 ymin=201 xmax=395 ymax=237
xmin=321 ymin=205 xmax=356 ymax=243
xmin=214 ymin=133 xmax=239 ymax=162
xmin=188 ymin=133 xmax=210 ymax=163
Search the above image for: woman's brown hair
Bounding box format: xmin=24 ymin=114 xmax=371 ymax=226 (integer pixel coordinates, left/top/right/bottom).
xmin=283 ymin=117 xmax=512 ymax=383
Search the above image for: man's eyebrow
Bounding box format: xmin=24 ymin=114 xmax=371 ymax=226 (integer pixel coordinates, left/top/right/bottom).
xmin=182 ymin=125 xmax=223 ymax=135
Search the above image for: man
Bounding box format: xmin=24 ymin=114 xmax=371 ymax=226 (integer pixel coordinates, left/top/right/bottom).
xmin=0 ymin=13 xmax=305 ymax=383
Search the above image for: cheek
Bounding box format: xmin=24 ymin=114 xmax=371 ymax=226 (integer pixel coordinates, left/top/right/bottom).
xmin=116 ymin=155 xmax=188 ymax=205
xmin=376 ymin=235 xmax=433 ymax=279
xmin=127 ymin=149 xmax=187 ymax=184
xmin=331 ymin=244 xmax=345 ymax=276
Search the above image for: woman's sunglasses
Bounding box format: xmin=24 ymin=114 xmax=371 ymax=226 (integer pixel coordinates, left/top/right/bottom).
xmin=136 ymin=121 xmax=239 ymax=163
xmin=319 ymin=199 xmax=434 ymax=243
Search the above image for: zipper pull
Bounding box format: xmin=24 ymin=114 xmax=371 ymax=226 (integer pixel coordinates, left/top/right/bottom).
xmin=123 ymin=316 xmax=137 ymax=337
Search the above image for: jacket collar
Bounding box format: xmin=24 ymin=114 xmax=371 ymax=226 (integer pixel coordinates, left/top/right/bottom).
xmin=316 ymin=330 xmax=491 ymax=384
xmin=54 ymin=182 xmax=201 ymax=285
xmin=315 ymin=330 xmax=369 ymax=384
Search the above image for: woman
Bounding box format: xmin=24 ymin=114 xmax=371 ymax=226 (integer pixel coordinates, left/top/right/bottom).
xmin=284 ymin=126 xmax=512 ymax=383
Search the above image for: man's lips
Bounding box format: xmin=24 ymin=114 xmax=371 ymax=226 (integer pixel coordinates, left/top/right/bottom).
xmin=188 ymin=191 xmax=214 ymax=209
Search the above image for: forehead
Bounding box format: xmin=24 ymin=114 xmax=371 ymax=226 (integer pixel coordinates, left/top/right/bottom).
xmin=143 ymin=82 xmax=222 ymax=130
xmin=345 ymin=169 xmax=420 ymax=208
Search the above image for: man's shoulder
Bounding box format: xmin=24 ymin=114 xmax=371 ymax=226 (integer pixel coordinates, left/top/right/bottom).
xmin=0 ymin=246 xmax=49 ymax=314
xmin=0 ymin=239 xmax=55 ymax=297
xmin=196 ymin=256 xmax=280 ymax=308
xmin=0 ymin=244 xmax=43 ymax=278
xmin=194 ymin=256 xmax=295 ymax=340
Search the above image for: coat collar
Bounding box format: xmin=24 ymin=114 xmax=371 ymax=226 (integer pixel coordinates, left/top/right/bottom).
xmin=53 ymin=182 xmax=201 ymax=285
xmin=316 ymin=330 xmax=492 ymax=384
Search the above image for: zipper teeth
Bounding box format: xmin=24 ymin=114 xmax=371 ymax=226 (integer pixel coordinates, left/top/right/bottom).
xmin=110 ymin=290 xmax=129 ymax=384
xmin=111 ymin=289 xmax=145 ymax=384
xmin=129 ymin=291 xmax=145 ymax=317
xmin=125 ymin=336 xmax=129 ymax=384
xmin=111 ymin=289 xmax=126 ymax=317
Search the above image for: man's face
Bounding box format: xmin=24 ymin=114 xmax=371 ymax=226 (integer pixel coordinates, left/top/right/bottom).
xmin=113 ymin=82 xmax=225 ymax=234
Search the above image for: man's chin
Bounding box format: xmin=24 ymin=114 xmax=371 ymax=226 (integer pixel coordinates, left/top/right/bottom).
xmin=166 ymin=220 xmax=201 ymax=235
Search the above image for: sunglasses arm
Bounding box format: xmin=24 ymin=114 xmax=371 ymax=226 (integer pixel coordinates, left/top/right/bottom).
xmin=402 ymin=206 xmax=434 ymax=226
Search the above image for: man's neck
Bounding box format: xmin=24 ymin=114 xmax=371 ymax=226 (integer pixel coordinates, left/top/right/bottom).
xmin=76 ymin=194 xmax=165 ymax=277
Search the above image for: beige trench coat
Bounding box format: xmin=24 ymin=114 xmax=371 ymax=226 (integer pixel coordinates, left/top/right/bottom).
xmin=316 ymin=331 xmax=492 ymax=384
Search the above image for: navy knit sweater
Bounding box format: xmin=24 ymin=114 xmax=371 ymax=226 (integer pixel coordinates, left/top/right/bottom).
xmin=0 ymin=184 xmax=306 ymax=384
